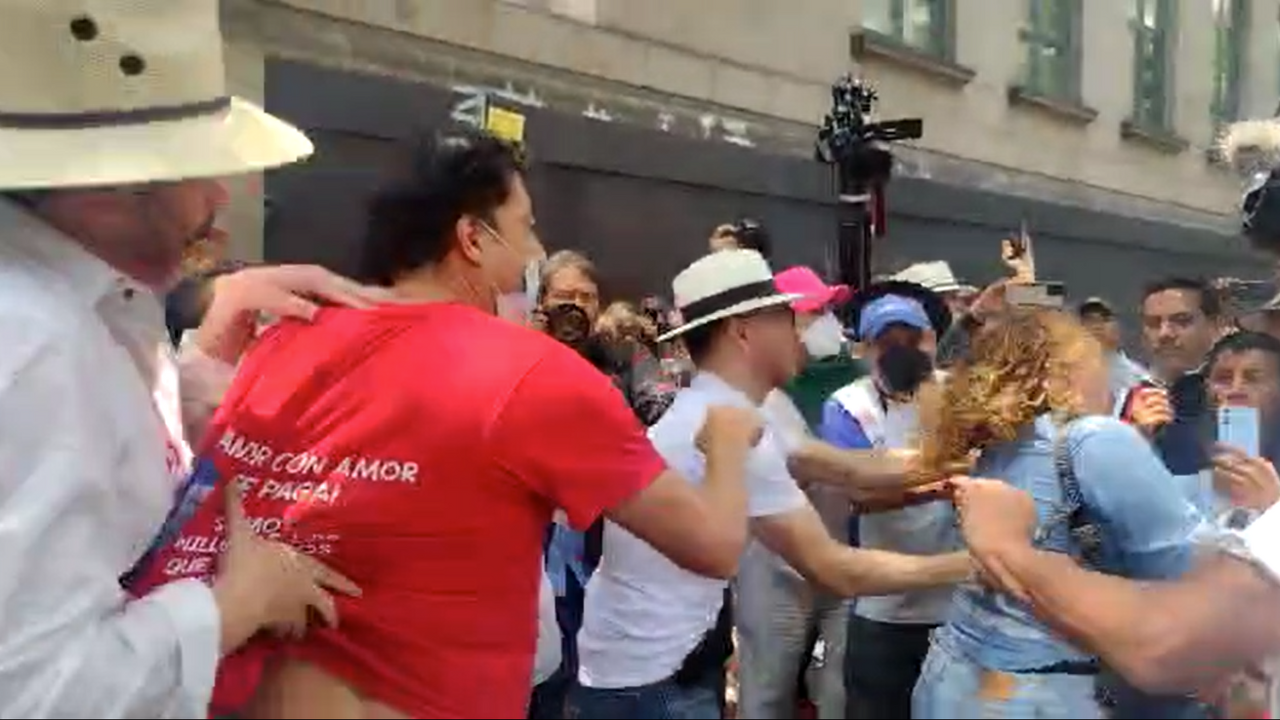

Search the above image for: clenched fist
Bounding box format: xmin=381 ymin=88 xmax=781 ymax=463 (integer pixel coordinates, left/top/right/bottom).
xmin=1126 ymin=386 xmax=1173 ymax=437
xmin=696 ymin=405 xmax=764 ymax=456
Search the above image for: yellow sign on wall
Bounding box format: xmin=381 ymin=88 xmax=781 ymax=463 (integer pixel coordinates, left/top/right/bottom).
xmin=485 ymin=106 xmax=526 ymax=144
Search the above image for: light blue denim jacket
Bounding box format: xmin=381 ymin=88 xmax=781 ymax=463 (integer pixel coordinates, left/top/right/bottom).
xmin=938 ymin=413 xmax=1203 ymax=671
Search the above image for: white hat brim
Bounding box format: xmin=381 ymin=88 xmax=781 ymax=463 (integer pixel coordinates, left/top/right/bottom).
xmin=658 ymin=293 xmax=805 ymax=343
xmin=0 ymin=96 xmax=313 ymax=190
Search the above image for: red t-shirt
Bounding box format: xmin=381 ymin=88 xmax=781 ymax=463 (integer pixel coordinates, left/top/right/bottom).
xmin=130 ymin=303 xmax=666 ymax=718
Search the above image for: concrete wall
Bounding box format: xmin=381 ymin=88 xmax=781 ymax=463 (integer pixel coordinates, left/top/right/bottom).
xmin=219 ymin=0 xmax=1280 ymax=255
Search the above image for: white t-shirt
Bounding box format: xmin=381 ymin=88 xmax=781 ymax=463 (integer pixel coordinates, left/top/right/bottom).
xmin=576 ymin=373 xmax=808 ymax=689
xmin=1237 ymin=498 xmax=1280 ymax=573
xmin=532 ymin=568 xmax=562 ymax=687
xmin=749 ymin=389 xmax=850 ymax=580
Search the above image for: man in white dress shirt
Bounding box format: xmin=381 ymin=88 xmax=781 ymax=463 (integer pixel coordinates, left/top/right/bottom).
xmin=0 ymin=2 xmax=382 ymax=717
xmin=570 ymin=250 xmax=969 ymax=719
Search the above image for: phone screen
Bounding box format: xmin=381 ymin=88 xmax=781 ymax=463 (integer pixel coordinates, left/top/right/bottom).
xmin=1217 ymin=405 xmax=1261 ymax=457
xmin=1005 ymin=282 xmax=1065 ymax=309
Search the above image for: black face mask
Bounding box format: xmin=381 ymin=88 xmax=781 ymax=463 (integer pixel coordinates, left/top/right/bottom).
xmin=877 ymin=344 xmax=933 ymax=396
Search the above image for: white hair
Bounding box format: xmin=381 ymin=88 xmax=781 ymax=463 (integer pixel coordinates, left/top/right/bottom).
xmin=1218 ymin=119 xmax=1280 ymax=176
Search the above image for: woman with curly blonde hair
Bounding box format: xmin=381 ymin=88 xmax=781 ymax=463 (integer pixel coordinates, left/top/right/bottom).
xmin=912 ymin=310 xmax=1203 ymax=719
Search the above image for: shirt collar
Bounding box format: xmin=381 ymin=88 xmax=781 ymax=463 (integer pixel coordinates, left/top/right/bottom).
xmin=689 ymin=370 xmax=760 ymax=409
xmin=0 ymin=197 xmax=144 ymax=309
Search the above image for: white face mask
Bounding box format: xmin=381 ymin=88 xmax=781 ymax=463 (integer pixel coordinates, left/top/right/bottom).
xmin=479 ymin=220 xmax=543 ymax=325
xmin=495 ymin=259 xmax=543 ymax=325
xmin=801 ymin=312 xmax=845 ymax=359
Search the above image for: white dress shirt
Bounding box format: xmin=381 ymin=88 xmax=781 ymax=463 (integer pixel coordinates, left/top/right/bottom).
xmin=0 ymin=199 xmax=234 ymax=718
xmin=576 ymin=372 xmax=807 ymax=688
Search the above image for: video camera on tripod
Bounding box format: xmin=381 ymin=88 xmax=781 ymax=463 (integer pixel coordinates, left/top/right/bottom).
xmin=815 ymin=75 xmax=923 ymax=293
xmin=815 ymin=75 xmax=923 ymax=192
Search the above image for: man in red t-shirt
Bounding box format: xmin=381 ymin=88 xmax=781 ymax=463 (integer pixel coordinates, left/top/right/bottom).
xmin=130 ymin=130 xmax=761 ymax=719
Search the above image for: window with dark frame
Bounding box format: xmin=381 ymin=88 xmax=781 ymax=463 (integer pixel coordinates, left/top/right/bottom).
xmin=1211 ymin=0 xmax=1248 ymax=125
xmin=1019 ymin=0 xmax=1082 ymax=101
xmin=862 ymin=0 xmax=952 ymax=58
xmin=1130 ymin=0 xmax=1176 ymax=131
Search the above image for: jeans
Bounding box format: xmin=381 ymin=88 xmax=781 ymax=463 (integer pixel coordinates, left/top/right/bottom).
xmin=529 ymin=663 xmax=573 ymax=720
xmin=565 ymin=678 xmax=720 ymax=720
xmin=734 ymin=550 xmax=848 ymax=719
xmin=843 ymin=615 xmax=934 ymax=719
xmin=911 ymin=632 xmax=1104 ymax=719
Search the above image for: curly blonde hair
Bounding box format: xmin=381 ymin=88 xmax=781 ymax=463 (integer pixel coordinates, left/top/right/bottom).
xmin=917 ymin=310 xmax=1102 ymax=478
xmin=596 ymin=301 xmax=659 ymax=347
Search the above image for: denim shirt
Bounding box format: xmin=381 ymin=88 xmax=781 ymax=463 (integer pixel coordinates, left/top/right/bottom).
xmin=939 ymin=414 xmax=1202 ymax=671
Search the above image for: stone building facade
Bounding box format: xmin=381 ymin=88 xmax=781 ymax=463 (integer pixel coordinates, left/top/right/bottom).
xmin=218 ymin=0 xmax=1280 ymax=310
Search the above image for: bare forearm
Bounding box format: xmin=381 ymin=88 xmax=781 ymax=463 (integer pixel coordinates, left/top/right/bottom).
xmin=990 ymin=544 xmax=1280 ymax=694
xmin=696 ymin=445 xmax=750 ymax=568
xmin=788 ymin=441 xmax=917 ymax=495
xmin=825 ymin=548 xmax=970 ymax=597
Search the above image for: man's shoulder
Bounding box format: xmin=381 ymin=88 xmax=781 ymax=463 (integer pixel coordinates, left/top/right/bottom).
xmin=0 ymin=258 xmax=89 ymax=327
xmin=1064 ymin=414 xmax=1146 ymax=460
xmin=0 ymin=268 xmax=92 ymax=383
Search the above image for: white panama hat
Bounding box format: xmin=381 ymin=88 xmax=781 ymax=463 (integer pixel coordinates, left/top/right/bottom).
xmin=658 ymin=249 xmax=803 ymax=342
xmin=0 ymin=0 xmax=313 ymax=190
xmin=892 ymin=260 xmax=964 ymax=294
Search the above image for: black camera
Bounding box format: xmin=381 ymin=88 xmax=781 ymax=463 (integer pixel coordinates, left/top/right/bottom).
xmin=815 ymin=75 xmax=923 ymax=190
xmin=543 ymin=302 xmax=593 ymax=348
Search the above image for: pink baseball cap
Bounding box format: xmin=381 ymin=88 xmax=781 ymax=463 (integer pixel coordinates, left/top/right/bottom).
xmin=774 ymin=266 xmax=853 ymax=313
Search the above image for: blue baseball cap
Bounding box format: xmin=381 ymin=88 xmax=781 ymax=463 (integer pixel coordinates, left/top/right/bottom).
xmin=857 ymin=294 xmax=931 ymax=340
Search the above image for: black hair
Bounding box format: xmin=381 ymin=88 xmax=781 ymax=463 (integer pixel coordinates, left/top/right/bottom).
xmin=729 ymin=218 xmax=772 ymax=261
xmin=1207 ymin=330 xmax=1280 ymax=372
xmin=1141 ymin=276 xmax=1222 ymax=319
xmin=359 ymin=129 xmax=527 ymax=285
xmin=681 ymin=320 xmax=723 ymax=365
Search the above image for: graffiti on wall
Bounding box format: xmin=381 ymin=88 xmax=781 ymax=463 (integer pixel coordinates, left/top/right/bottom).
xmin=448 ymin=77 xmax=759 ymax=150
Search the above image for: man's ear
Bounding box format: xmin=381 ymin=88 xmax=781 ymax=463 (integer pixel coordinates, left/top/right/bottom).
xmin=455 ymin=215 xmax=485 ymax=264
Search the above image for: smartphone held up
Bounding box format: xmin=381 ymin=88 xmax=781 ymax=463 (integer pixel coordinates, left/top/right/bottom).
xmin=1218 ymin=405 xmax=1262 ymax=457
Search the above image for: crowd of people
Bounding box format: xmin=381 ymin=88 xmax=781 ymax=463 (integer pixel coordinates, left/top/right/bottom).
xmin=9 ymin=2 xmax=1280 ymax=720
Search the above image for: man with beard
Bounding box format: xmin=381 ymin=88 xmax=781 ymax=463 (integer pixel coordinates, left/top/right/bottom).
xmin=0 ymin=2 xmax=387 ymax=717
xmin=816 ymin=280 xmax=960 ymax=720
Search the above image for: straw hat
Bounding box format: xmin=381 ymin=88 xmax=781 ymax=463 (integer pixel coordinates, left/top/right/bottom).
xmin=0 ymin=0 xmax=312 ymax=190
xmin=658 ymin=249 xmax=803 ymax=342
